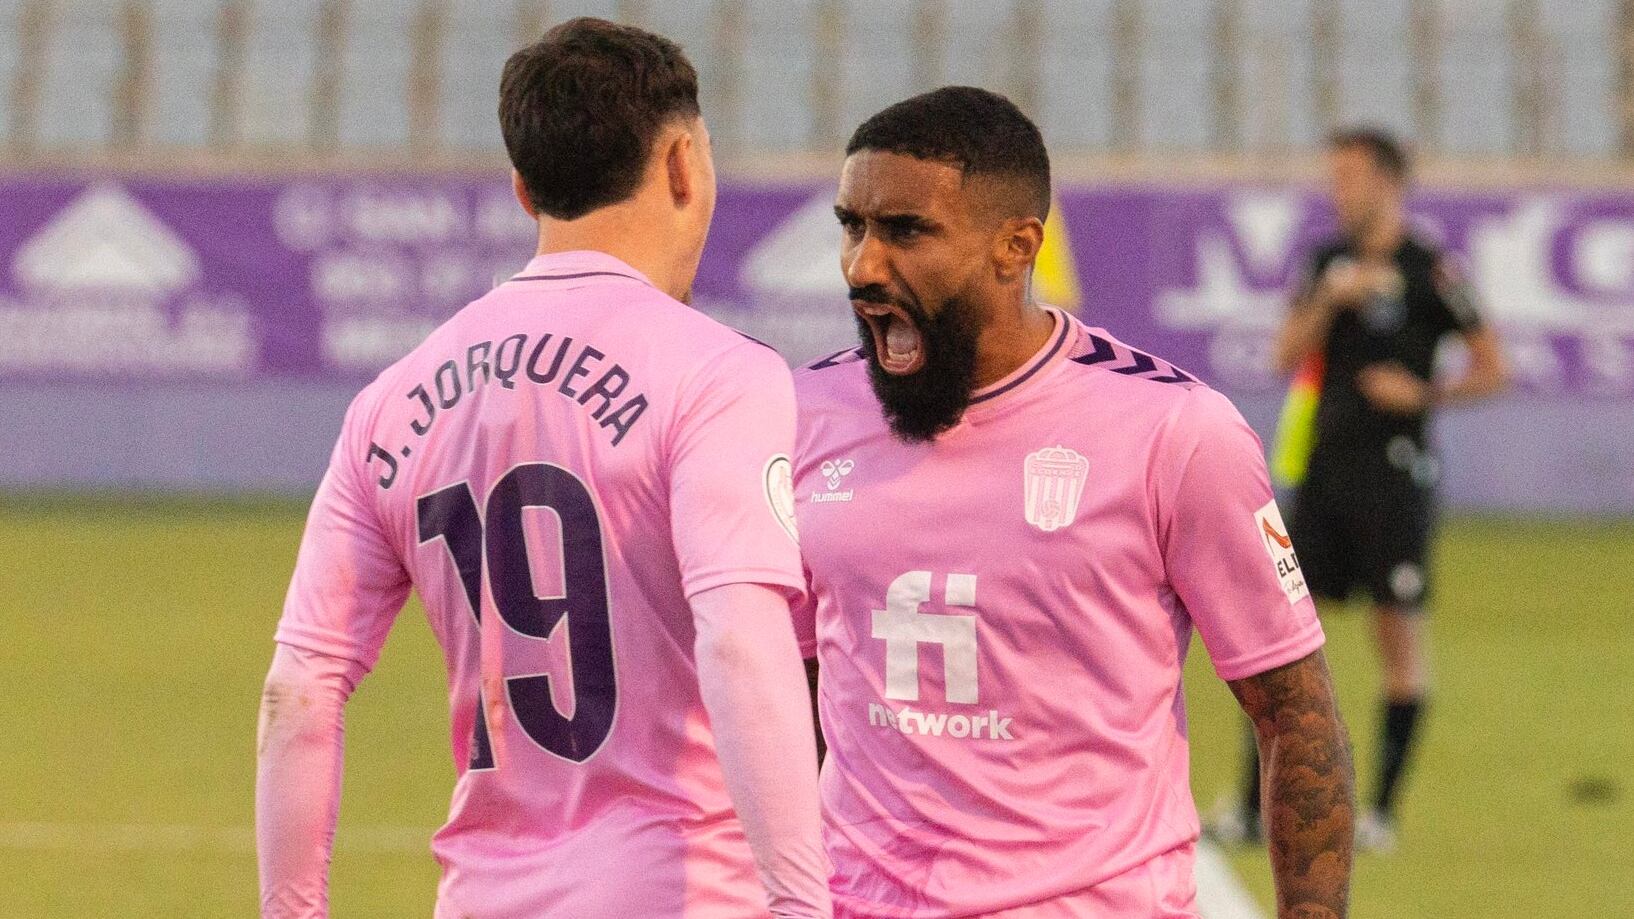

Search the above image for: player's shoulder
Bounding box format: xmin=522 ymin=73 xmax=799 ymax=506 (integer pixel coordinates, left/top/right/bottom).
xmin=351 ymin=302 xmax=473 ymax=407
xmin=1056 ymin=320 xmax=1255 ymax=452
xmin=514 ymin=271 xmax=790 ymax=383
xmin=795 ymin=344 xmax=868 ymax=379
xmin=338 ymin=280 xmax=536 ymax=426
xmin=792 ymin=345 xmax=873 ymax=409
xmin=1061 ymin=321 xmax=1207 ymax=399
xmin=612 ymin=298 xmax=802 ymax=419
xmin=682 ymin=317 xmax=794 ymax=391
xmin=582 ymin=280 xmax=785 ymax=369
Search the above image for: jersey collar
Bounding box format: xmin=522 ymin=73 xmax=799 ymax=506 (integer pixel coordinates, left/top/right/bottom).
xmin=963 ymin=307 xmax=1074 ymax=415
xmin=509 ymin=250 xmax=657 ymax=288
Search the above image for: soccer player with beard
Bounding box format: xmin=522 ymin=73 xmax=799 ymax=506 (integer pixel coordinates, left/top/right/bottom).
xmin=792 ymin=87 xmax=1355 ymax=918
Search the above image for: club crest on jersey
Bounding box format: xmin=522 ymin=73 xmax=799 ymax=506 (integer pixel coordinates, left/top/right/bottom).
xmin=1023 ymin=446 xmax=1089 ymax=533
xmin=812 ymin=458 xmax=855 ymax=503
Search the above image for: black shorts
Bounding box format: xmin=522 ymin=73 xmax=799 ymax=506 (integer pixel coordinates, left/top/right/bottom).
xmin=1287 ymin=460 xmax=1437 ymax=610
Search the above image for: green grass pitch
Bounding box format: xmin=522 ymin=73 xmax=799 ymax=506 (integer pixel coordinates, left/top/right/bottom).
xmin=1 ymin=496 xmax=1629 ymax=917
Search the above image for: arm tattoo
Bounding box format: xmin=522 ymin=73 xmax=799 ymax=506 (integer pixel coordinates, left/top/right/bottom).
xmin=1228 ymin=650 xmax=1355 ymax=919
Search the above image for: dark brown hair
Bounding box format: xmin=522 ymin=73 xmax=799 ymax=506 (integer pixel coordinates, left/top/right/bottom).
xmin=1328 ymin=125 xmax=1410 ymax=181
xmin=499 ymin=17 xmax=700 ymax=220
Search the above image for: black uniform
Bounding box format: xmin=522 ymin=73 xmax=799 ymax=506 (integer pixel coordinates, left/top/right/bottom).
xmin=1288 ymin=233 xmax=1484 ymax=609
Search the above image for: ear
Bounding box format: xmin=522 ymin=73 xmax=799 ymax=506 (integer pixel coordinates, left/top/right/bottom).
xmin=511 ymin=169 xmax=537 ymax=218
xmin=993 ymin=216 xmax=1045 ymax=283
xmin=663 ymin=128 xmax=695 ymax=209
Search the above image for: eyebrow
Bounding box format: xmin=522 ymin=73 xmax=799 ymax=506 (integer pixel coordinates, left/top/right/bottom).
xmin=832 ymin=206 xmax=936 ymax=231
xmin=878 ymin=213 xmax=933 ymax=231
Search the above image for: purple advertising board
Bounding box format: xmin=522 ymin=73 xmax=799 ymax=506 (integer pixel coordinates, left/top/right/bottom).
xmin=2 ymin=172 xmax=1631 ymax=509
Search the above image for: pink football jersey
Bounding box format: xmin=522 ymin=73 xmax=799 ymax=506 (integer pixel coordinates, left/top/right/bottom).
xmin=276 ymin=251 xmax=807 ymax=918
xmin=793 ymin=309 xmax=1323 ymax=918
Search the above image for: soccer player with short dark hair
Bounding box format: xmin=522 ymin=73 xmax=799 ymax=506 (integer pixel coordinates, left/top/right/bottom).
xmin=795 ymin=86 xmax=1355 ymax=917
xmin=1218 ymin=126 xmax=1508 ymax=854
xmin=256 ymin=18 xmax=829 ymax=918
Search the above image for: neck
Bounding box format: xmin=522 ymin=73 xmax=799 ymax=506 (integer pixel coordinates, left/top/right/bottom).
xmin=535 ymin=205 xmax=691 ymax=301
xmin=972 ymin=296 xmax=1056 ymax=390
xmin=1357 ymin=203 xmax=1406 ymax=257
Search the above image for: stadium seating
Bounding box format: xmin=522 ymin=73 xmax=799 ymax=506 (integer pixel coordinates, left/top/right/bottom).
xmin=0 ymin=0 xmax=1628 ymax=158
xmin=148 ymin=0 xmax=223 ymax=148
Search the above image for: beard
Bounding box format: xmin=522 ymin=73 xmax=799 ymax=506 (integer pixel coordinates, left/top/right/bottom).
xmin=853 ymin=288 xmax=983 ymax=443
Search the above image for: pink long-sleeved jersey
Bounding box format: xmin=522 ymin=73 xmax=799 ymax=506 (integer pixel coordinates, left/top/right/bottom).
xmin=274 ymin=251 xmax=813 ymax=918
xmin=793 ymin=309 xmax=1323 ymax=918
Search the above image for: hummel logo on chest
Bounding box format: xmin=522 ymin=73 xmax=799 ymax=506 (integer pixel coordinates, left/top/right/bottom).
xmin=812 ymin=458 xmax=855 ymax=503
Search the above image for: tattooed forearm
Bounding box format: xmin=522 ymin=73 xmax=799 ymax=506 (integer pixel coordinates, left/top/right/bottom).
xmin=1228 ymin=650 xmax=1354 ymax=919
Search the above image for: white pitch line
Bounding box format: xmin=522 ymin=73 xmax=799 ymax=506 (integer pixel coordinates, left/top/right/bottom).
xmin=1194 ymin=837 xmax=1267 ymax=919
xmin=0 ymin=822 xmax=432 ymax=856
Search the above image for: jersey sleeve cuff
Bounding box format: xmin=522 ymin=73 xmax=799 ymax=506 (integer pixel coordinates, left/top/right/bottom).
xmin=682 ymin=567 xmax=808 ymax=603
xmin=1210 ymin=618 xmax=1327 ymax=683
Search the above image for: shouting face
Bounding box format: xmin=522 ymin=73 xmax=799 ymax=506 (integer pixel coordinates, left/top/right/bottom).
xmin=834 ymin=151 xmax=1003 ymax=442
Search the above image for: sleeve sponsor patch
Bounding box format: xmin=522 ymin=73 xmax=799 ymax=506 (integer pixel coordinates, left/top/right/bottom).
xmin=764 ymin=454 xmax=799 ymax=544
xmin=1255 ymin=499 xmax=1310 ymax=604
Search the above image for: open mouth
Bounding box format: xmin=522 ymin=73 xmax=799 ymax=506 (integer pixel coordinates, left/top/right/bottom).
xmin=854 ymin=301 xmax=926 ymax=376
